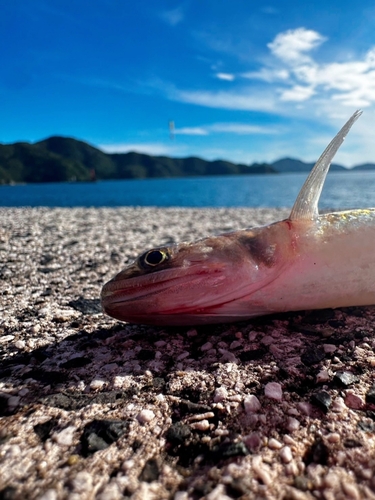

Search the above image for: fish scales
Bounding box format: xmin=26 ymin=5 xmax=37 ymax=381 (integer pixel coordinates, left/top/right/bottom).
xmin=101 ymin=111 xmax=375 ymax=326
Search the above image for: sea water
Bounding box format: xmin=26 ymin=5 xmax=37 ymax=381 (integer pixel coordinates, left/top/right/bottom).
xmin=1 ymin=172 xmax=375 ymax=209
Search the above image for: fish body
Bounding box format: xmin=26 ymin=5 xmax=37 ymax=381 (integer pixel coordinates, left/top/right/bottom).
xmin=101 ymin=111 xmax=375 ymax=325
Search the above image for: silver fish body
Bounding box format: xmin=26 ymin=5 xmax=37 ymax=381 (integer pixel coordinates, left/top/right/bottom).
xmin=101 ymin=111 xmax=375 ymax=325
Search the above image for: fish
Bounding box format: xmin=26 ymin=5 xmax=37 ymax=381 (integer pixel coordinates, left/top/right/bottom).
xmin=101 ymin=110 xmax=375 ymax=326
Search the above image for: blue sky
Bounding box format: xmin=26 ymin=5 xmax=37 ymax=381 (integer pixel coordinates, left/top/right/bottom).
xmin=2 ymin=1 xmax=375 ymax=166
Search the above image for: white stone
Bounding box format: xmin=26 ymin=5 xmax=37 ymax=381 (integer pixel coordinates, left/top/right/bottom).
xmin=268 ymin=438 xmax=283 ymax=449
xmin=280 ymin=445 xmax=293 ymax=463
xmin=53 ymin=426 xmax=76 ymax=446
xmin=264 ymin=382 xmax=283 ymax=401
xmin=214 ymin=386 xmax=228 ymax=402
xmin=137 ymin=409 xmax=155 ymax=424
xmin=37 ymin=489 xmax=58 ymax=500
xmin=90 ymin=379 xmax=107 ymax=390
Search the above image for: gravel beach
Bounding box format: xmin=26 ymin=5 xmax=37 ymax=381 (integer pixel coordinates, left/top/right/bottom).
xmin=1 ymin=207 xmax=375 ymax=500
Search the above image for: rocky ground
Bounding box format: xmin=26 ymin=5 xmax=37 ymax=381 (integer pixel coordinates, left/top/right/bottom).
xmin=1 ymin=207 xmax=375 ymax=500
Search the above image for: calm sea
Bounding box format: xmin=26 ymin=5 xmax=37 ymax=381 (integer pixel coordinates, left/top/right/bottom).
xmin=1 ymin=172 xmax=375 ymax=209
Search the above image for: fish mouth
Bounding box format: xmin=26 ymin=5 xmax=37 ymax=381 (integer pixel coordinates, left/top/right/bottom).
xmin=101 ymin=266 xmax=218 ymax=304
xmin=100 ymin=264 xmax=252 ymax=324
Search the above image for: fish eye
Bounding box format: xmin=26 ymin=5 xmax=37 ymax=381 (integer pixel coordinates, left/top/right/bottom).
xmin=140 ymin=249 xmax=168 ymax=268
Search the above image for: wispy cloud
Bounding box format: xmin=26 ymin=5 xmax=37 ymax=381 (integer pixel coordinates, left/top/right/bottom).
xmin=215 ymin=72 xmax=235 ymax=81
xmin=175 ymin=123 xmax=278 ymax=135
xmin=160 ymin=6 xmax=184 ymax=26
xmin=172 ymin=88 xmax=277 ymax=111
xmin=174 ymin=127 xmax=209 ymax=136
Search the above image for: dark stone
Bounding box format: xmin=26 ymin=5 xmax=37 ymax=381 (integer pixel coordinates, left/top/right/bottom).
xmin=301 ymin=346 xmax=325 ymax=366
xmin=177 ymin=399 xmax=211 ymax=415
xmin=60 ymin=356 xmax=92 ymax=369
xmin=22 ymin=369 xmax=67 ymax=385
xmin=0 ymin=368 xmax=12 ymax=380
xmin=311 ymin=390 xmax=332 ymax=412
xmin=239 ymin=348 xmax=267 ymax=362
xmin=343 ymin=438 xmax=363 ymax=448
xmin=0 ymin=395 xmax=10 ymax=417
xmin=327 ymin=319 xmax=345 ymax=328
xmin=225 ymin=478 xmax=251 ymax=498
xmin=132 ymin=439 xmax=142 ymax=451
xmin=41 ymin=391 xmax=132 ymax=411
xmin=354 ymin=330 xmax=367 ymax=339
xmin=211 ymin=441 xmax=249 ymax=459
xmin=358 ymin=419 xmax=375 ymax=432
xmin=302 ymin=309 xmax=336 ymax=324
xmin=137 ymin=349 xmax=155 ymax=361
xmin=333 ymin=371 xmax=359 ymax=387
xmin=152 ymin=378 xmax=165 ymax=391
xmin=0 ymin=486 xmax=17 ymax=500
xmin=31 ymin=349 xmax=50 ymax=362
xmin=33 ymin=418 xmax=59 ymax=442
xmin=80 ymin=419 xmax=129 ymax=456
xmin=68 ymin=297 xmax=102 ymax=315
xmin=138 ymin=458 xmax=160 ymax=482
xmin=366 ymin=385 xmax=375 ymax=405
xmin=165 ymin=422 xmax=191 ymax=445
xmin=304 ymin=438 xmax=329 ymax=465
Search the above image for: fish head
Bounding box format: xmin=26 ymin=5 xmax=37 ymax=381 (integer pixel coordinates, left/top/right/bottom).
xmin=101 ymin=223 xmax=292 ymax=325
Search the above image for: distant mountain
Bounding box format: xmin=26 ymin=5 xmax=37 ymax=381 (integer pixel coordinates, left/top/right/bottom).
xmin=271 ymin=157 xmax=347 ymax=172
xmin=0 ymin=135 xmax=374 ymax=184
xmin=351 ymin=163 xmax=375 ymax=171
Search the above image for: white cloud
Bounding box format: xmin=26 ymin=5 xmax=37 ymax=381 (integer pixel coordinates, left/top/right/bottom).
xmin=267 ymin=28 xmax=326 ymax=63
xmin=209 ymin=123 xmax=277 ymax=134
xmin=174 ymin=123 xmax=278 ymax=136
xmin=215 ymin=72 xmax=235 ymax=81
xmin=174 ymin=88 xmax=277 ymax=111
xmin=174 ymin=127 xmax=208 ymax=136
xmin=238 ymin=28 xmax=375 ymax=108
xmin=242 ymin=68 xmax=289 ymax=82
xmin=160 ymin=6 xmax=184 ymax=26
xmin=280 ymin=85 xmax=316 ymax=102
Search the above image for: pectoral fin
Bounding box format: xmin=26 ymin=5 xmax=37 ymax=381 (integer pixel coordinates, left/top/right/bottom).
xmin=289 ymin=110 xmax=362 ymax=221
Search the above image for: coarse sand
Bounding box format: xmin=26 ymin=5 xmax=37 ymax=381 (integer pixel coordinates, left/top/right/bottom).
xmin=1 ymin=207 xmax=375 ymax=500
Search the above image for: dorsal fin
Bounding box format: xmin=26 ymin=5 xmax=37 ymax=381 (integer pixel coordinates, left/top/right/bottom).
xmin=289 ymin=110 xmax=362 ymax=221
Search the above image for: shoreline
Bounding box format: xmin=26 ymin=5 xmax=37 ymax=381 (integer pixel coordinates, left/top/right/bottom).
xmin=1 ymin=207 xmax=375 ymax=499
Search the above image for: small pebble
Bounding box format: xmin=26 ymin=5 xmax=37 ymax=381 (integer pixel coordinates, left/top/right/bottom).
xmin=190 ymin=419 xmax=210 ymax=431
xmin=214 ymin=387 xmax=228 ymax=402
xmin=280 ymin=446 xmax=293 ymax=463
xmin=137 ymin=409 xmax=155 ymax=424
xmin=268 ymin=438 xmax=283 ymax=449
xmin=201 ymin=342 xmax=213 ymax=351
xmin=323 ymin=344 xmax=336 ymax=353
xmin=244 ymin=394 xmax=261 ymax=413
xmin=286 ymin=416 xmax=300 ymax=432
xmin=53 ymin=426 xmax=76 ymax=446
xmin=243 ymin=432 xmax=261 ymax=452
xmin=331 ymin=396 xmax=346 ymax=413
xmin=334 ymin=371 xmax=359 ymax=387
xmin=316 ymin=369 xmax=330 ymax=383
xmin=264 ymin=382 xmax=283 ymax=401
xmin=344 ymin=391 xmax=364 ymax=410
xmin=90 ymin=379 xmax=107 ymax=390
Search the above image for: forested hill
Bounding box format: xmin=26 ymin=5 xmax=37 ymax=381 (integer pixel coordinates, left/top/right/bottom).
xmin=0 ymin=136 xmax=374 ymax=184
